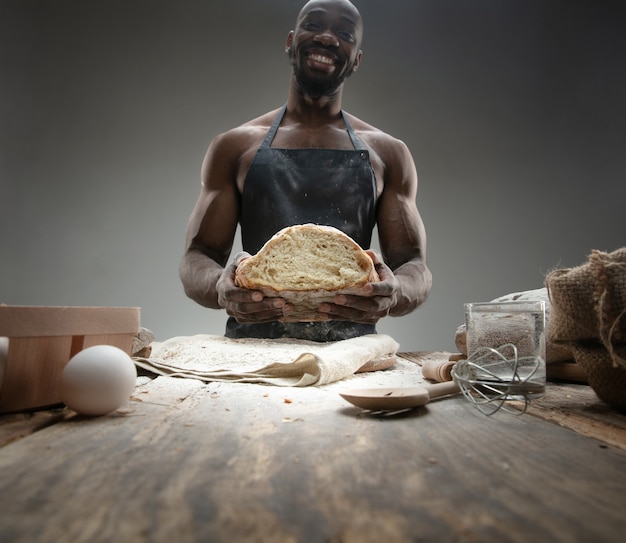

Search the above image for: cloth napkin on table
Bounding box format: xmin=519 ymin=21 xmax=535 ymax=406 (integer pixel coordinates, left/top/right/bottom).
xmin=133 ymin=333 xmax=399 ymax=387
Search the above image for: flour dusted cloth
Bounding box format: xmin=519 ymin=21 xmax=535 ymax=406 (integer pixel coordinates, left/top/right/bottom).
xmin=133 ymin=334 xmax=399 ymax=387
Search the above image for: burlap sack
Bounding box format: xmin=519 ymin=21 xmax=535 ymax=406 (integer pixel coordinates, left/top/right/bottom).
xmin=590 ymin=248 xmax=626 ymax=346
xmin=545 ymin=248 xmax=626 ymax=410
xmin=544 ymin=264 xmax=599 ymax=343
xmin=572 ymin=345 xmax=626 ymax=410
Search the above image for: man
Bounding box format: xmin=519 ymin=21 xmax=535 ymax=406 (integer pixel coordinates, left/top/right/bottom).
xmin=180 ymin=0 xmax=432 ymax=341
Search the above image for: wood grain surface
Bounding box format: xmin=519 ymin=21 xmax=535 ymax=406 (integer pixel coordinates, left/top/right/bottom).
xmin=1 ymin=364 xmax=626 ymax=543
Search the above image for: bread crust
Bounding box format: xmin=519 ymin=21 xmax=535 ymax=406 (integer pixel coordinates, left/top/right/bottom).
xmin=235 ymin=224 xmax=379 ymax=322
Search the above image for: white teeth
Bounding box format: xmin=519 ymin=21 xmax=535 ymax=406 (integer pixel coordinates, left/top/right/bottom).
xmin=309 ymin=54 xmax=334 ymax=65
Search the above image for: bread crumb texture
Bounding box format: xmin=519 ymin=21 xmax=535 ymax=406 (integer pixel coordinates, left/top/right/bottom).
xmin=235 ymin=224 xmax=378 ymax=291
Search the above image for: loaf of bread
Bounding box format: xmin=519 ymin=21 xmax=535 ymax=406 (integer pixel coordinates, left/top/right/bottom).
xmin=235 ymin=224 xmax=379 ymax=322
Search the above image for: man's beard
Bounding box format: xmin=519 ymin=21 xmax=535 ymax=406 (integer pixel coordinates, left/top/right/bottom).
xmin=289 ymin=49 xmax=356 ymax=99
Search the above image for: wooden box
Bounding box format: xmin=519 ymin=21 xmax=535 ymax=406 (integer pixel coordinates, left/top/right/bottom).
xmin=0 ymin=306 xmax=141 ymax=413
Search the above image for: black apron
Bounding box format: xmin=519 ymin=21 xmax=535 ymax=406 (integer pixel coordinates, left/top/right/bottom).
xmin=225 ymin=105 xmax=378 ymax=342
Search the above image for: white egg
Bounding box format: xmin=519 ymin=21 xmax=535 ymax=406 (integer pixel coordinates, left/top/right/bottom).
xmin=61 ymin=345 xmax=137 ymax=416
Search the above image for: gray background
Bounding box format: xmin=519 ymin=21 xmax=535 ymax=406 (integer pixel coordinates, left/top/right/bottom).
xmin=2 ymin=0 xmax=624 ymax=351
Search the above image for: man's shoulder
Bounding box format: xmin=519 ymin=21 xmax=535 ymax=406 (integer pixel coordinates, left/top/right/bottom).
xmin=344 ymin=112 xmax=408 ymax=154
xmin=207 ymin=108 xmax=280 ymax=157
xmin=220 ymin=108 xmax=281 ymax=140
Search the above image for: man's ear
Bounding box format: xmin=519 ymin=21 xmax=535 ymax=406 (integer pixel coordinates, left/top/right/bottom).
xmin=285 ymin=31 xmax=294 ymax=53
xmin=352 ymin=50 xmax=363 ymax=72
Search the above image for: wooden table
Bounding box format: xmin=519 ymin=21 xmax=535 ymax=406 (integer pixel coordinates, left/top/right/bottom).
xmin=1 ymin=353 xmax=625 ymax=543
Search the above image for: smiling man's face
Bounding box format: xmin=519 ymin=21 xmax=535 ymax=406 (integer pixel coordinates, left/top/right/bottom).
xmin=287 ymin=0 xmax=363 ymax=98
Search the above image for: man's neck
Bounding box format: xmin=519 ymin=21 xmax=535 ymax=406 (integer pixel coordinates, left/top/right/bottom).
xmin=285 ymin=81 xmax=345 ymax=127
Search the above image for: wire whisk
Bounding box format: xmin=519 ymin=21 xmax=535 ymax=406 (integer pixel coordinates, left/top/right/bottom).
xmin=451 ymin=343 xmax=545 ymax=415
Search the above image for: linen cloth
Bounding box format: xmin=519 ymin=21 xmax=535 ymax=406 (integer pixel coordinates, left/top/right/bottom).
xmin=134 ymin=333 xmax=399 ymax=387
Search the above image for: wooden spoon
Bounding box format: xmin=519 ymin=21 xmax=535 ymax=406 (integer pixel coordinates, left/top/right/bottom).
xmin=339 ymin=380 xmax=460 ymax=411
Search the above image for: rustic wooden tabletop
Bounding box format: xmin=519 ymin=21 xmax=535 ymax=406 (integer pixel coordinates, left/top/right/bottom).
xmin=1 ymin=353 xmax=625 ymax=543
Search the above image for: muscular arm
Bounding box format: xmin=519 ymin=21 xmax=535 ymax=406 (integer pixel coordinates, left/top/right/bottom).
xmin=179 ymin=133 xmax=241 ymax=309
xmin=376 ymin=138 xmax=432 ymax=316
xmin=180 ymin=120 xmax=289 ymax=322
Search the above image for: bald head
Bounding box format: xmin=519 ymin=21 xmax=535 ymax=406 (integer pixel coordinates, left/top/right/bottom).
xmin=299 ymin=0 xmax=361 ymax=17
xmin=296 ymin=0 xmax=363 ymax=46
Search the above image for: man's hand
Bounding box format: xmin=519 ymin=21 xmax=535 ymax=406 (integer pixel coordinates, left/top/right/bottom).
xmin=217 ymin=252 xmax=293 ymax=323
xmin=317 ymin=250 xmax=399 ymax=324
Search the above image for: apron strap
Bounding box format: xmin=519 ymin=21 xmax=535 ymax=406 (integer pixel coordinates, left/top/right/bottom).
xmin=260 ymin=104 xmax=287 ymax=149
xmin=341 ymin=111 xmax=367 ymax=151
